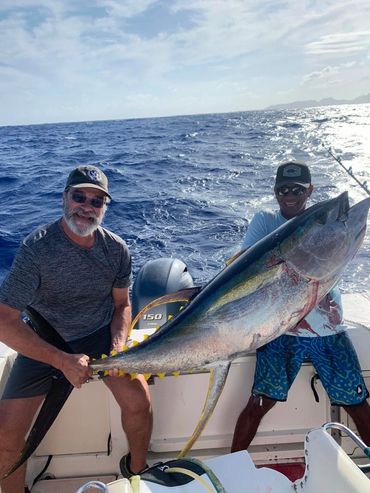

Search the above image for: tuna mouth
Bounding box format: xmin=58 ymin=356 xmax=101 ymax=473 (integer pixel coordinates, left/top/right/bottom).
xmin=316 ymin=191 xmax=349 ymax=225
xmin=355 ymin=224 xmax=366 ymax=241
xmin=337 ymin=191 xmax=349 ymax=222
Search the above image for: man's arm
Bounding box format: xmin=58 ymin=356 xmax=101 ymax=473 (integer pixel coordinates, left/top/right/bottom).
xmin=0 ymin=303 xmax=91 ymax=388
xmin=226 ymin=212 xmax=268 ymax=265
xmin=109 ymin=287 xmax=132 ymax=353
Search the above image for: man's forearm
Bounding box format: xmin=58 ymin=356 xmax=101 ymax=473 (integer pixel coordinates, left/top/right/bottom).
xmin=110 ymin=304 xmax=132 ymax=351
xmin=0 ymin=308 xmax=64 ymax=369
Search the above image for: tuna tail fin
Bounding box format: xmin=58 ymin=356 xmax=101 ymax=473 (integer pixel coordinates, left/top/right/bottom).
xmin=25 ymin=306 xmax=72 ymax=353
xmin=177 ymin=362 xmax=231 ymax=458
xmin=1 ymin=307 xmax=73 ymax=480
xmin=2 ymin=376 xmax=73 ymax=479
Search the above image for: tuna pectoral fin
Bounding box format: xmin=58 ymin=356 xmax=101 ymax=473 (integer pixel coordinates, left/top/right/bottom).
xmin=177 ymin=362 xmax=231 ymax=459
xmin=2 ymin=375 xmax=73 ymax=480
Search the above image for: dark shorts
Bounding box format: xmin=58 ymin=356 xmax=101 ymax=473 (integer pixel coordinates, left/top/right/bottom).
xmin=253 ymin=332 xmax=369 ymax=406
xmin=1 ymin=325 xmax=111 ymax=400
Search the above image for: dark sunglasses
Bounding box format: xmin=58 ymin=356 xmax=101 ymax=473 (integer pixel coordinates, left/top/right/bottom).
xmin=70 ymin=190 xmax=106 ymax=209
xmin=277 ymin=185 xmax=307 ymax=197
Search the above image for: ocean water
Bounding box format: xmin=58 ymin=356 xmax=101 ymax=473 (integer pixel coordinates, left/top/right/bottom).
xmin=0 ymin=105 xmax=369 ymax=296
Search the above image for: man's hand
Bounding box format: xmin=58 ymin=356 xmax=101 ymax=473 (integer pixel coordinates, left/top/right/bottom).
xmin=58 ymin=353 xmax=92 ymax=388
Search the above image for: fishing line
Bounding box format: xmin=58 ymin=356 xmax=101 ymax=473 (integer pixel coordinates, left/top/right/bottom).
xmin=322 ymin=144 xmax=370 ymax=196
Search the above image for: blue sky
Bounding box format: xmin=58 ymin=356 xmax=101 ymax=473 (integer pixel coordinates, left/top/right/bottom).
xmin=1 ymin=0 xmax=370 ymax=126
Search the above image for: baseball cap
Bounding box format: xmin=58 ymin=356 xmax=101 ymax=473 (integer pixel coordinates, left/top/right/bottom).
xmin=275 ymin=161 xmax=311 ymax=188
xmin=65 ymin=166 xmax=111 ymax=199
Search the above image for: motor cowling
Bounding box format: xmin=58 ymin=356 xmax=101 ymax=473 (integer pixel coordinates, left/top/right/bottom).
xmin=132 ymin=258 xmax=194 ymax=331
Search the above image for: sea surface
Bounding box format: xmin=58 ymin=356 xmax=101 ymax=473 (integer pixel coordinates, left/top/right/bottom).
xmin=0 ymin=105 xmax=369 ymax=298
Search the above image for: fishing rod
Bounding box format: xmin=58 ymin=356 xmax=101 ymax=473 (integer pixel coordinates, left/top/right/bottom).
xmin=322 ymin=144 xmax=370 ymax=196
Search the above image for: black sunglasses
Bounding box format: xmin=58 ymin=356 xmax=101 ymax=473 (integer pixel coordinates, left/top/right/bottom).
xmin=70 ymin=190 xmax=106 ymax=209
xmin=277 ymin=185 xmax=307 ymax=197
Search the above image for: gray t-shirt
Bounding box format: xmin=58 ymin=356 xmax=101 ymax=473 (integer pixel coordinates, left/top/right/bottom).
xmin=0 ymin=219 xmax=131 ymax=341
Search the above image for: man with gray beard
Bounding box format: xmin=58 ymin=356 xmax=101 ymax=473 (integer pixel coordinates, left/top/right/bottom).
xmin=0 ymin=166 xmax=152 ymax=493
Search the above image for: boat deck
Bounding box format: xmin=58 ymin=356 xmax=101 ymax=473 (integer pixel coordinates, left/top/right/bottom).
xmin=0 ymin=293 xmax=369 ymax=492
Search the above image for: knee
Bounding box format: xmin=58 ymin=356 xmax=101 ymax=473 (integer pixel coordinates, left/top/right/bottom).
xmin=127 ymin=388 xmax=151 ymax=415
xmin=343 ymin=400 xmax=370 ymax=420
xmin=246 ymin=395 xmax=277 ymax=418
xmin=113 ymin=378 xmax=152 ymax=416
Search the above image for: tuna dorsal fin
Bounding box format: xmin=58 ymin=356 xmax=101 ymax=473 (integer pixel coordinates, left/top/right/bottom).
xmin=177 ymin=362 xmax=231 ymax=458
xmin=129 ymin=286 xmax=202 ymax=335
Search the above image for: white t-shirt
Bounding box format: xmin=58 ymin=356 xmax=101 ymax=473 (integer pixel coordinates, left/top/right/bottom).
xmin=241 ymin=210 xmax=345 ymax=337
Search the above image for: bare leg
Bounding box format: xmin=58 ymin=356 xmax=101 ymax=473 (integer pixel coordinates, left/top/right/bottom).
xmin=231 ymin=395 xmax=277 ymax=452
xmin=0 ymin=395 xmax=44 ymax=493
xmin=343 ymin=400 xmax=370 ymax=445
xmin=104 ymin=374 xmax=152 ymax=473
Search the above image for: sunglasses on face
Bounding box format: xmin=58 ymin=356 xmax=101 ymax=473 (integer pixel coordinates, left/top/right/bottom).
xmin=276 ymin=185 xmax=307 ymax=197
xmin=70 ymin=190 xmax=106 ymax=209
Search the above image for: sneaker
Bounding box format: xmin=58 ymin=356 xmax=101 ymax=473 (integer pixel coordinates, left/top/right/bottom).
xmin=120 ymin=453 xmax=148 ymax=478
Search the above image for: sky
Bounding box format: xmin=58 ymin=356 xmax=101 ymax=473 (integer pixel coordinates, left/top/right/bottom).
xmin=1 ymin=0 xmax=370 ymax=126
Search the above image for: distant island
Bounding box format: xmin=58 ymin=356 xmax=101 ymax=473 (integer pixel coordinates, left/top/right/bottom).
xmin=266 ymin=93 xmax=370 ymax=110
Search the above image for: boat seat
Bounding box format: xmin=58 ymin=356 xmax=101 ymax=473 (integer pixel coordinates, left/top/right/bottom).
xmin=294 ymin=427 xmax=370 ymax=493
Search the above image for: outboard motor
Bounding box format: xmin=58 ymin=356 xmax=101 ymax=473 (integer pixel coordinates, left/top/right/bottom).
xmin=132 ymin=258 xmax=194 ymax=331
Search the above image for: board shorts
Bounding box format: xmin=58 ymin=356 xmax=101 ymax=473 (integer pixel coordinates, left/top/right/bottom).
xmin=1 ymin=324 xmax=111 ymax=400
xmin=252 ymin=332 xmax=369 ymax=406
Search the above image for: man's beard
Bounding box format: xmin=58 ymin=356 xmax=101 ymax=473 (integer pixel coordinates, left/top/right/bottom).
xmin=63 ymin=203 xmax=105 ymax=237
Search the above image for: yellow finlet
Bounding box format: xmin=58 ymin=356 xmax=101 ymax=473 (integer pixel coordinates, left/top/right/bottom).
xmin=130 ymin=373 xmax=138 ymax=380
xmin=168 ymin=314 xmax=173 ymax=320
xmin=118 ymin=369 xmax=125 ymax=377
xmin=172 ymin=371 xmax=180 ymax=377
xmin=110 ymin=349 xmax=118 ymax=356
xmin=131 ymin=340 xmax=139 ymax=347
xmin=144 ymin=373 xmax=152 ymax=381
xmin=101 ymin=354 xmax=107 ymax=359
xmin=121 ymin=345 xmax=129 ymax=351
xmin=143 ymin=334 xmax=149 ymax=340
xmin=157 ymin=373 xmax=165 ymax=379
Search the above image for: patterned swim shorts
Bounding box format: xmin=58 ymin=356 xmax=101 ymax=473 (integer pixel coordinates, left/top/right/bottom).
xmin=252 ymin=332 xmax=368 ymax=405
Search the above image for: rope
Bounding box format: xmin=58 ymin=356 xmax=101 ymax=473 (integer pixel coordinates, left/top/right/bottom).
xmin=166 ymin=458 xmax=229 ymax=493
xmin=165 ymin=467 xmax=216 ymax=493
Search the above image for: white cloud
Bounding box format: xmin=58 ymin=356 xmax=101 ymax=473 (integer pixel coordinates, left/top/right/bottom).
xmin=306 ymin=31 xmax=370 ymax=55
xmin=0 ymin=0 xmax=370 ymax=125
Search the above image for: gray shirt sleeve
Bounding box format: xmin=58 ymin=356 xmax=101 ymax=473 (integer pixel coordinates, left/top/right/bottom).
xmin=0 ymin=241 xmax=40 ymax=310
xmin=113 ymin=243 xmax=132 ymax=289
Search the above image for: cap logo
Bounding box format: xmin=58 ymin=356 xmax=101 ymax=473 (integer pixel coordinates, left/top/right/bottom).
xmin=282 ymin=164 xmax=303 ymax=178
xmin=87 ymin=169 xmax=102 ymax=183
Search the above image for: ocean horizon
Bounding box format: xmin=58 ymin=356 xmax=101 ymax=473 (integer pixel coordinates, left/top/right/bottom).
xmin=1 ymin=104 xmax=369 ymax=296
